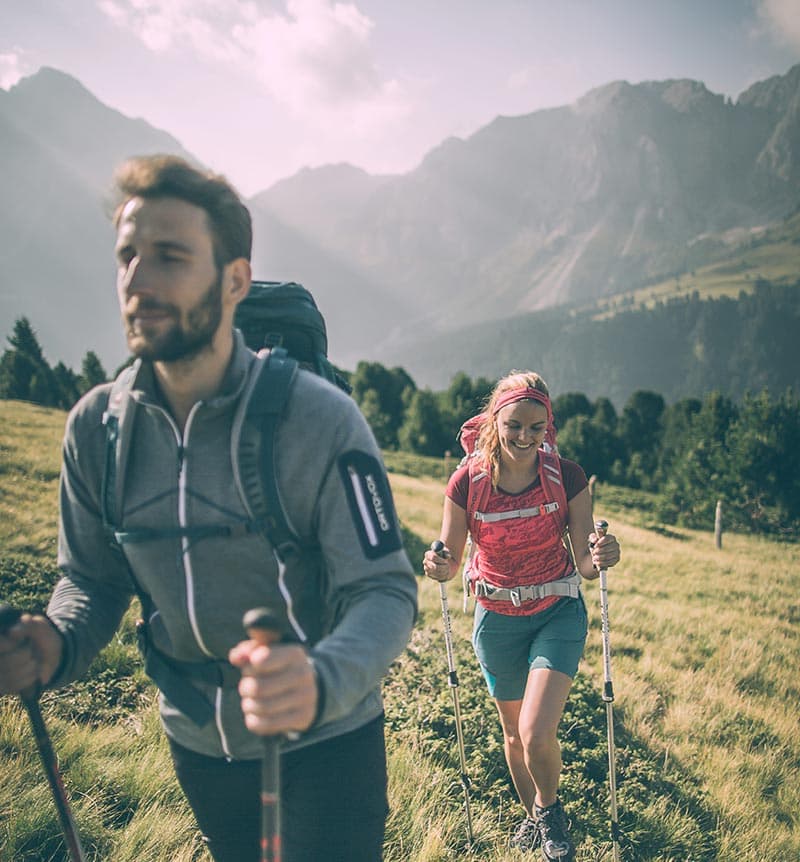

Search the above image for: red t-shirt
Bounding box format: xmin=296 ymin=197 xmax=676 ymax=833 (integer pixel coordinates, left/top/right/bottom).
xmin=446 ymin=457 xmax=588 ymax=616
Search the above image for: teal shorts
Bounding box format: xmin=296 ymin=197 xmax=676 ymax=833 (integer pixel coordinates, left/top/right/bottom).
xmin=472 ymin=596 xmax=588 ymax=700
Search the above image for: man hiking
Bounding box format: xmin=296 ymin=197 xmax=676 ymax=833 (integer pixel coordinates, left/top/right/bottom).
xmin=0 ymin=154 xmax=417 ymax=862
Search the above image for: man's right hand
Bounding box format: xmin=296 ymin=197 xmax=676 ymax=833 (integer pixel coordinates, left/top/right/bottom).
xmin=0 ymin=612 xmax=65 ymax=695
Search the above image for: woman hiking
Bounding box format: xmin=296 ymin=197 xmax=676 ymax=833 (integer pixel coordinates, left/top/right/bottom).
xmin=423 ymin=370 xmax=620 ymax=860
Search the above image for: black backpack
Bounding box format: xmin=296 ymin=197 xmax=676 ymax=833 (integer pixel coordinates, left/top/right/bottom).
xmin=234 ymin=281 xmax=351 ymax=393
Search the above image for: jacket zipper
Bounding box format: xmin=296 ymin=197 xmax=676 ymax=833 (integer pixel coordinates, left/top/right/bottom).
xmin=161 ymin=402 xmax=234 ymax=758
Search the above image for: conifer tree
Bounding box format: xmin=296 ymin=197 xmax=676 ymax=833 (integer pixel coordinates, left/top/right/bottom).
xmin=80 ymin=351 xmax=108 ymax=393
xmin=0 ymin=317 xmax=58 ymax=405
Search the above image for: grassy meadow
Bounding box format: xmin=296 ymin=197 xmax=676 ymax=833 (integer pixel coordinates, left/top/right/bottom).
xmin=1 ymin=399 xmax=799 ymax=861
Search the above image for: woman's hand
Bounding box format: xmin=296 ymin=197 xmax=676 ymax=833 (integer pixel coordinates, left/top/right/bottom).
xmin=423 ymin=543 xmax=455 ymax=582
xmin=588 ymin=530 xmax=621 ymax=571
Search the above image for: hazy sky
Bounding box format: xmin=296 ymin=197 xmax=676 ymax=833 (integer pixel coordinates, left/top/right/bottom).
xmin=2 ymin=0 xmax=799 ymax=195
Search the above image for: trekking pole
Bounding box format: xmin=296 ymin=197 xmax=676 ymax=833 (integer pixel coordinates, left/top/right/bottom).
xmin=0 ymin=604 xmax=88 ymax=862
xmin=430 ymin=541 xmax=474 ymax=846
xmin=243 ymin=607 xmax=286 ymax=862
xmin=593 ymin=521 xmax=621 ymax=862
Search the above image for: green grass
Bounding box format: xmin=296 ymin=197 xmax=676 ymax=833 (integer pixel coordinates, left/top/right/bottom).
xmin=0 ymin=401 xmax=64 ymax=557
xmin=586 ymin=209 xmax=800 ymax=318
xmin=1 ymin=400 xmax=799 ymax=861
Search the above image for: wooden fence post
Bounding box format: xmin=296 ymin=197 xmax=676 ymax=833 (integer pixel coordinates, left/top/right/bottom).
xmin=714 ymin=499 xmax=723 ymax=549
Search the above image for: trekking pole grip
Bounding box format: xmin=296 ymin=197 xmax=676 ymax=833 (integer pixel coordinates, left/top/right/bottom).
xmin=244 ymin=607 xmax=284 ymax=650
xmin=430 ymin=542 xmax=456 ymax=678
xmin=593 ymin=520 xmax=613 ymax=700
xmin=243 ymin=607 xmax=285 ymax=862
xmin=431 ymin=540 xmax=449 ymax=558
xmin=0 ymin=602 xmax=41 ymax=710
xmin=0 ymin=604 xmax=88 ymax=862
xmin=0 ymin=604 xmax=39 ymax=702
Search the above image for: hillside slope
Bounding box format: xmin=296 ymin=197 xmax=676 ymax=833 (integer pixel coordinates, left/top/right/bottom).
xmin=0 ymin=400 xmax=798 ymax=861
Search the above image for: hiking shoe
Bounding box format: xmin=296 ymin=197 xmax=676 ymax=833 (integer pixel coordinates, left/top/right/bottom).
xmin=509 ymin=815 xmax=540 ymax=852
xmin=534 ymin=799 xmax=574 ymax=861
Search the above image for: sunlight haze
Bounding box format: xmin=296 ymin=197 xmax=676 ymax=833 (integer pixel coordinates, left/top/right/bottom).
xmin=2 ymin=0 xmax=799 ymax=195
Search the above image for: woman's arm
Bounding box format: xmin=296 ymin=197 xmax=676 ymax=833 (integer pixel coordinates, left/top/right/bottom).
xmin=422 ymin=496 xmax=469 ymax=582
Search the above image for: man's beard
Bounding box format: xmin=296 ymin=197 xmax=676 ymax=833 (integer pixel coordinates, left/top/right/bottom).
xmin=125 ymin=271 xmax=224 ymax=363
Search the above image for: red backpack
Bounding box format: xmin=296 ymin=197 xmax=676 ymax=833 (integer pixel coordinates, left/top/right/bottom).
xmin=457 ymin=412 xmax=567 ymax=542
xmin=456 ymin=411 xmax=568 ymax=609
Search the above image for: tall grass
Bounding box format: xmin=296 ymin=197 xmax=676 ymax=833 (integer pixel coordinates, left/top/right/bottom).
xmin=1 ymin=400 xmax=799 ymax=861
xmin=377 ymin=475 xmax=800 ymax=862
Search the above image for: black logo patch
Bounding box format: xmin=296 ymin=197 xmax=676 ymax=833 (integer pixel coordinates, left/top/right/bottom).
xmin=338 ymin=451 xmax=403 ymax=559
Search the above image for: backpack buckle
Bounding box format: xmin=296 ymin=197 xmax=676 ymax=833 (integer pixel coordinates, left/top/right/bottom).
xmin=473 ymin=580 xmax=491 ymax=598
xmin=509 ymin=587 xmax=522 ymax=607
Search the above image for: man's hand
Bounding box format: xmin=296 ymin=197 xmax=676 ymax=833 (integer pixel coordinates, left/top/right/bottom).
xmin=0 ymin=612 xmax=64 ymax=695
xmin=229 ymin=639 xmax=318 ymax=736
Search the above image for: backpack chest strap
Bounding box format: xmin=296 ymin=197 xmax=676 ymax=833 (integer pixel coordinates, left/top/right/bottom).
xmin=111 ymin=521 xmax=259 ymax=545
xmin=473 ymin=501 xmax=560 ymax=523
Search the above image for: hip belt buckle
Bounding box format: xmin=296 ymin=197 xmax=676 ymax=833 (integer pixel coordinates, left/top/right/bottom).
xmin=509 ymin=587 xmax=522 ymax=607
xmin=474 ymin=580 xmax=491 ymax=598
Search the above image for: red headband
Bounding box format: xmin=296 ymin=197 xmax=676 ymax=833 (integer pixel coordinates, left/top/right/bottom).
xmin=492 ymin=387 xmax=552 ymax=419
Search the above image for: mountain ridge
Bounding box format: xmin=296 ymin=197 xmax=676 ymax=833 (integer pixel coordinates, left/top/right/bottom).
xmin=1 ymin=64 xmax=798 ymax=399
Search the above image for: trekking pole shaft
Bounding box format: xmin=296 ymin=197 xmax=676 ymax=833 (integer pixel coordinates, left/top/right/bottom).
xmin=440 ymin=582 xmax=474 ymax=842
xmin=595 ymin=522 xmax=621 ymax=862
xmin=604 ymin=694 xmax=620 ymax=860
xmin=243 ymin=609 xmax=284 ymax=862
xmin=22 ymin=696 xmax=88 ymax=862
xmin=431 ymin=543 xmax=474 ymax=845
xmin=0 ymin=605 xmax=87 ymax=862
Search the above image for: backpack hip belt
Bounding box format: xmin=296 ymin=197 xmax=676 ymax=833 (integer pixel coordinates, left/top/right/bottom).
xmin=473 ymin=570 xmax=581 ymax=607
xmin=136 ymin=620 xmax=241 ymax=727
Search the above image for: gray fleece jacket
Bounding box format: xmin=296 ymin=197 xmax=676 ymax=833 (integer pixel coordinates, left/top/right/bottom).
xmin=48 ymin=332 xmax=417 ymax=759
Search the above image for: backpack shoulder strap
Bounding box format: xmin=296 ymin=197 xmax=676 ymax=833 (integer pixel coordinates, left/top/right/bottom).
xmin=101 ymin=363 xmax=139 ymax=538
xmin=235 ymin=348 xmax=334 ymax=645
xmin=99 ymin=362 xmax=172 ymax=597
xmin=236 ymin=347 xmax=302 ymax=560
xmin=465 ymin=453 xmax=492 ymax=541
xmin=539 ymin=446 xmax=568 ymax=524
xmin=465 ymin=447 xmax=568 ymax=534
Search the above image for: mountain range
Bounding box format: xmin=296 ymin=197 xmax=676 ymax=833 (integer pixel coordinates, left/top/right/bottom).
xmin=1 ymin=64 xmax=798 ymax=403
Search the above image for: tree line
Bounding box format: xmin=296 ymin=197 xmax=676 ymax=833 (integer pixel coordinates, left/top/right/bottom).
xmin=3 ymin=316 xmax=799 ymax=539
xmin=0 ymin=318 xmax=108 ymax=410
xmin=347 ymin=361 xmax=800 ymax=539
xmin=406 ymin=280 xmax=800 ymax=409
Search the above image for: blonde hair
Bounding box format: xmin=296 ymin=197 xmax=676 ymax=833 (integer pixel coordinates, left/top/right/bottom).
xmin=476 ymin=370 xmax=550 ymax=488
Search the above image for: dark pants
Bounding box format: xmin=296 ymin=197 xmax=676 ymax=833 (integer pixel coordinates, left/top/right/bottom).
xmin=169 ymin=714 xmax=388 ymax=862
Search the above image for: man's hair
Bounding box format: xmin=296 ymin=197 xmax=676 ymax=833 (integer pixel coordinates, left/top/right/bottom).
xmin=111 ymin=154 xmax=253 ymax=267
